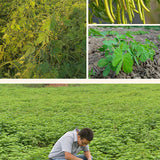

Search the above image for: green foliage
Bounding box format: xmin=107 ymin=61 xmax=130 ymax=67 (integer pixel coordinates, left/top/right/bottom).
xmin=89 ymin=68 xmax=96 ymax=78
xmin=0 ymin=84 xmax=160 ymax=159
xmin=89 ymin=28 xmax=158 ymax=77
xmin=0 ymin=0 xmax=86 ymax=78
xmin=144 ymin=26 xmax=160 ymax=30
xmin=126 ymin=30 xmax=149 ymax=35
xmin=89 ymin=28 xmax=149 ymax=37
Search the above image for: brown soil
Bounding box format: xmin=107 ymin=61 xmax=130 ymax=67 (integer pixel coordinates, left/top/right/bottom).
xmin=88 ymin=27 xmax=160 ymax=79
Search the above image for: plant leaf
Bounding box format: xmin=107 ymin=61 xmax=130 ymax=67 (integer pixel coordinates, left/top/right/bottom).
xmin=98 ymin=58 xmax=109 ymax=67
xmin=103 ymin=65 xmax=110 ymax=77
xmin=106 ymin=55 xmax=113 ymax=62
xmin=123 ymin=53 xmax=133 ymax=73
xmin=126 ymin=32 xmax=134 ymax=38
xmin=136 ymin=45 xmax=149 ymax=62
xmin=99 ymin=31 xmax=108 ymax=36
xmin=103 ymin=39 xmax=117 ymax=46
xmin=116 ymin=60 xmax=123 ymax=75
xmin=119 ymin=41 xmax=130 ymax=52
xmin=140 ymin=52 xmax=149 ymax=62
xmin=117 ymin=34 xmax=126 ymax=39
xmin=89 ymin=28 xmax=104 ymax=36
xmin=25 ymin=46 xmax=35 ymax=57
xmin=112 ymin=52 xmax=123 ymax=67
xmin=42 ymin=18 xmax=51 ymax=31
xmin=36 ymin=32 xmax=46 ymax=44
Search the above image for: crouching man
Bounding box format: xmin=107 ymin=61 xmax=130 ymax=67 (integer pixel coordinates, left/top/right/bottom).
xmin=48 ymin=128 xmax=94 ymax=160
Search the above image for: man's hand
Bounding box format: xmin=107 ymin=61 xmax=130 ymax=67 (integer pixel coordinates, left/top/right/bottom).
xmin=65 ymin=152 xmax=83 ymax=160
xmin=84 ymin=151 xmax=92 ymax=160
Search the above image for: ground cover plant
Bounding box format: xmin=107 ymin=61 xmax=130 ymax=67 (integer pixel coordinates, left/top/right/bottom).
xmin=89 ymin=0 xmax=160 ymax=24
xmin=88 ymin=26 xmax=160 ymax=79
xmin=0 ymin=0 xmax=86 ymax=78
xmin=0 ymin=84 xmax=160 ymax=159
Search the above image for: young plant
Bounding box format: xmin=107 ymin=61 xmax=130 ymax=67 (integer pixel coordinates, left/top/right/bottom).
xmin=89 ymin=68 xmax=96 ymax=78
xmin=95 ymin=30 xmax=158 ymax=77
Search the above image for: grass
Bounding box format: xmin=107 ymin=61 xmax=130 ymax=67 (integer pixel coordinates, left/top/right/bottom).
xmin=0 ymin=84 xmax=160 ymax=159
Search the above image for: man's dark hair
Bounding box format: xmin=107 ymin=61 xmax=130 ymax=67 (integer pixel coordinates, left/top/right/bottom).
xmin=78 ymin=128 xmax=94 ymax=141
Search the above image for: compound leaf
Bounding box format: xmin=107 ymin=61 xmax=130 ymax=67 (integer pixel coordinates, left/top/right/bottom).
xmin=139 ymin=52 xmax=149 ymax=62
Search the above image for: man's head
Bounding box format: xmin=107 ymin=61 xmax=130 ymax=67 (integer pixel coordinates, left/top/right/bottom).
xmin=77 ymin=128 xmax=94 ymax=147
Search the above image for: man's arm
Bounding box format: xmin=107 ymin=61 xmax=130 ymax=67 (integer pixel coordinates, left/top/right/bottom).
xmin=65 ymin=152 xmax=83 ymax=160
xmin=84 ymin=150 xmax=92 ymax=160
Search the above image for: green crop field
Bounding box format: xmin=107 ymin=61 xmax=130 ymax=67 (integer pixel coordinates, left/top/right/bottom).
xmin=0 ymin=84 xmax=160 ymax=159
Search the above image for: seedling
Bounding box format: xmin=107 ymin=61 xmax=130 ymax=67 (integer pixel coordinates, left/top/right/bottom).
xmin=89 ymin=28 xmax=158 ymax=77
xmin=89 ymin=68 xmax=96 ymax=78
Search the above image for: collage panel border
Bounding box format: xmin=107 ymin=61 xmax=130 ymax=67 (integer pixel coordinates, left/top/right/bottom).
xmin=0 ymin=1 xmax=160 ymax=83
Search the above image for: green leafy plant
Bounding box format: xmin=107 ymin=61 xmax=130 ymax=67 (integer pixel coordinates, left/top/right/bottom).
xmin=0 ymin=0 xmax=86 ymax=78
xmin=89 ymin=28 xmax=158 ymax=77
xmin=126 ymin=30 xmax=149 ymax=35
xmin=89 ymin=28 xmax=149 ymax=37
xmin=89 ymin=68 xmax=96 ymax=78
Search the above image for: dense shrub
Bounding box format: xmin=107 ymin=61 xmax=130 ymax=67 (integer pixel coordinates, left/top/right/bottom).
xmin=0 ymin=0 xmax=86 ymax=78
